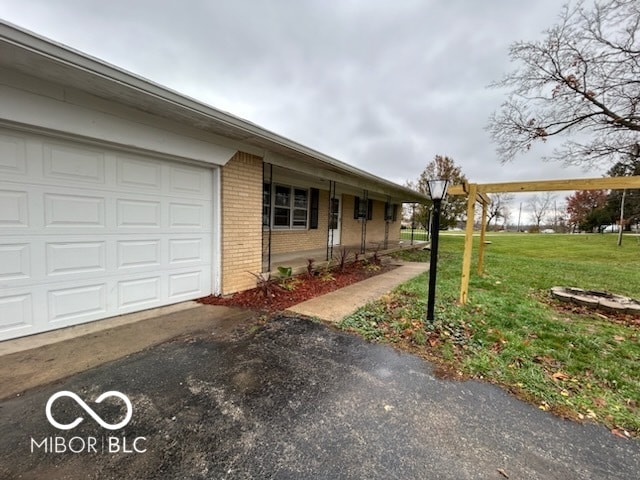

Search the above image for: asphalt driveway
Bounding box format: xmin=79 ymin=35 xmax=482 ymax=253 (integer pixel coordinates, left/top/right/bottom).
xmin=1 ymin=316 xmax=638 ymax=479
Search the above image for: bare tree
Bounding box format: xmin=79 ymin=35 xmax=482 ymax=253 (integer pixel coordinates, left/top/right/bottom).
xmin=486 ymin=193 xmax=515 ymax=229
xmin=529 ymin=192 xmax=555 ymax=228
xmin=488 ymin=0 xmax=640 ymax=168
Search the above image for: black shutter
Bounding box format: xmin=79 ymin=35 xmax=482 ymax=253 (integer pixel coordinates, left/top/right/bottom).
xmin=367 ymin=199 xmax=373 ymax=220
xmin=392 ymin=204 xmax=398 ymax=222
xmin=354 ymin=196 xmax=360 ymax=219
xmin=309 ymin=188 xmax=319 ymax=229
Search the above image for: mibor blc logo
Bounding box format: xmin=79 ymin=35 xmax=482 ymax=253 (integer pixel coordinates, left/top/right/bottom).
xmin=31 ymin=390 xmax=147 ymax=454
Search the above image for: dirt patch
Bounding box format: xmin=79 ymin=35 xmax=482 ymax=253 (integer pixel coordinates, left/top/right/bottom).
xmin=546 ymin=296 xmax=640 ymax=328
xmin=199 ymin=261 xmax=397 ymax=313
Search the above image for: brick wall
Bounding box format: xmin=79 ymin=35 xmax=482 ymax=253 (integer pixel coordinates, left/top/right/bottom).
xmin=221 ymin=152 xmax=263 ymax=294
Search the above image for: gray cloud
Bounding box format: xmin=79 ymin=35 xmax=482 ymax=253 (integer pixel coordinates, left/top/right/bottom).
xmin=0 ymin=0 xmax=603 ymax=187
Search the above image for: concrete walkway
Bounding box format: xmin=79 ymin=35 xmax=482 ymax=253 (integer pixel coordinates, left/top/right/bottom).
xmin=286 ymin=261 xmax=429 ymax=322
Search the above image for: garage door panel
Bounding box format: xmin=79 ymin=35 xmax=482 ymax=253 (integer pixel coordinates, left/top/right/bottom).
xmin=117 ymin=276 xmax=161 ymax=309
xmin=116 ymin=198 xmax=161 ymax=228
xmin=117 ymin=239 xmax=162 ymax=269
xmin=0 ymin=292 xmax=33 ymax=330
xmin=0 ymin=189 xmax=29 ymax=228
xmin=44 ymin=193 xmax=106 ymax=227
xmin=43 ymin=142 xmax=106 ymax=185
xmin=45 ymin=241 xmax=106 ymax=276
xmin=48 ymin=283 xmax=107 ymax=323
xmin=169 ymin=238 xmax=206 ymax=264
xmin=0 ymin=131 xmax=27 ymax=174
xmin=169 ymin=201 xmax=209 ymax=229
xmin=116 ymin=156 xmax=162 ymax=191
xmin=0 ymin=243 xmax=31 ymax=280
xmin=169 ymin=165 xmax=208 ymax=195
xmin=169 ymin=270 xmax=204 ymax=298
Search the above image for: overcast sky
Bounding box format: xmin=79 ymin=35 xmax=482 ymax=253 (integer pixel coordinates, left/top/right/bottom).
xmin=0 ymin=0 xmax=601 ymax=207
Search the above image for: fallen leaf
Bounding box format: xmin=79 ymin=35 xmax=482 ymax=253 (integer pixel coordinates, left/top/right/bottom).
xmin=497 ymin=468 xmax=509 ymax=478
xmin=560 ymin=389 xmax=570 ymax=397
xmin=552 ymin=371 xmax=570 ymax=381
xmin=383 ymin=405 xmax=394 ymax=412
xmin=613 ymin=335 xmax=625 ymax=342
xmin=611 ymin=428 xmax=630 ymax=439
xmin=594 ymin=397 xmax=607 ymax=408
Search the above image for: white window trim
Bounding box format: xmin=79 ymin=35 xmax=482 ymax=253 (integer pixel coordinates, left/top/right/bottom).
xmin=266 ymin=183 xmax=310 ymax=230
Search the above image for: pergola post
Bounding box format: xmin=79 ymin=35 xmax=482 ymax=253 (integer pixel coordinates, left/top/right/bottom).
xmin=477 ymin=198 xmax=488 ymax=276
xmin=459 ymin=183 xmax=477 ymax=304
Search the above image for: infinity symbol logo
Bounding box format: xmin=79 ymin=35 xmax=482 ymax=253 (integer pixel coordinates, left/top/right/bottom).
xmin=45 ymin=391 xmax=133 ymax=431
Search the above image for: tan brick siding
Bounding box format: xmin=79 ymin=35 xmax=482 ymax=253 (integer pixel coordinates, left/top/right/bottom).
xmin=221 ymin=152 xmax=263 ymax=294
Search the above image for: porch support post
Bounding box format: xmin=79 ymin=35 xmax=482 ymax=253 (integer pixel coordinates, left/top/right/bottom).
xmin=262 ymin=163 xmax=273 ymax=273
xmin=326 ymin=180 xmax=336 ymax=261
xmin=459 ymin=183 xmax=477 ymax=304
xmin=360 ymin=189 xmax=368 ymax=254
xmin=384 ymin=196 xmax=390 ymax=250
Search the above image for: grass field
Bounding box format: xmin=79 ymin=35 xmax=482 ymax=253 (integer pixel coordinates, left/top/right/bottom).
xmin=339 ymin=233 xmax=640 ymax=436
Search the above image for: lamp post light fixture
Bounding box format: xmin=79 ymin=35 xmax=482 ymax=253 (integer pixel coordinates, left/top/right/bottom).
xmin=426 ymin=179 xmax=449 ymax=322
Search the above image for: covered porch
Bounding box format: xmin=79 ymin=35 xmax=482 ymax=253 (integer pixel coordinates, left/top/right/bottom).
xmin=260 ymin=156 xmax=429 ymax=276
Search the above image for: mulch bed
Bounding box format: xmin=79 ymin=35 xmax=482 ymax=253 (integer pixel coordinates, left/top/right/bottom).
xmin=198 ymin=262 xmax=397 ymax=313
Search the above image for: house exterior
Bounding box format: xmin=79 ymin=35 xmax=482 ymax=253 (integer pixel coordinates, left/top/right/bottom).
xmin=0 ymin=22 xmax=428 ymax=341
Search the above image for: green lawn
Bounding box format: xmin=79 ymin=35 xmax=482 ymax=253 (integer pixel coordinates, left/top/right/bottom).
xmin=339 ymin=233 xmax=640 ymax=436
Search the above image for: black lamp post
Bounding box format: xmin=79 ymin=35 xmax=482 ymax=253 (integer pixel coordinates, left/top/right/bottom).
xmin=426 ymin=179 xmax=449 ymax=322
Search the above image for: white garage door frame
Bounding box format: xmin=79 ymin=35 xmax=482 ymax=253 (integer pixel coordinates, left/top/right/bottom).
xmin=0 ymin=125 xmax=222 ymax=341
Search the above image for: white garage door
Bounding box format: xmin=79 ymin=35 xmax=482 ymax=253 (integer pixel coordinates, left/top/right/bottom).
xmin=0 ymin=128 xmax=214 ymax=341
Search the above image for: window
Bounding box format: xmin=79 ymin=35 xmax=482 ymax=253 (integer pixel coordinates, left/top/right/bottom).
xmin=385 ymin=202 xmax=398 ymax=222
xmin=354 ymin=197 xmax=373 ymax=220
xmin=267 ymin=184 xmax=309 ymax=229
xmin=292 ymin=188 xmax=308 ymax=227
xmin=274 ymin=185 xmax=290 ymax=227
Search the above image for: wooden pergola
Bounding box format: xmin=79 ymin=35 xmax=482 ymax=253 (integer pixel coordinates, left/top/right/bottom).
xmin=448 ymin=175 xmax=640 ymax=304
